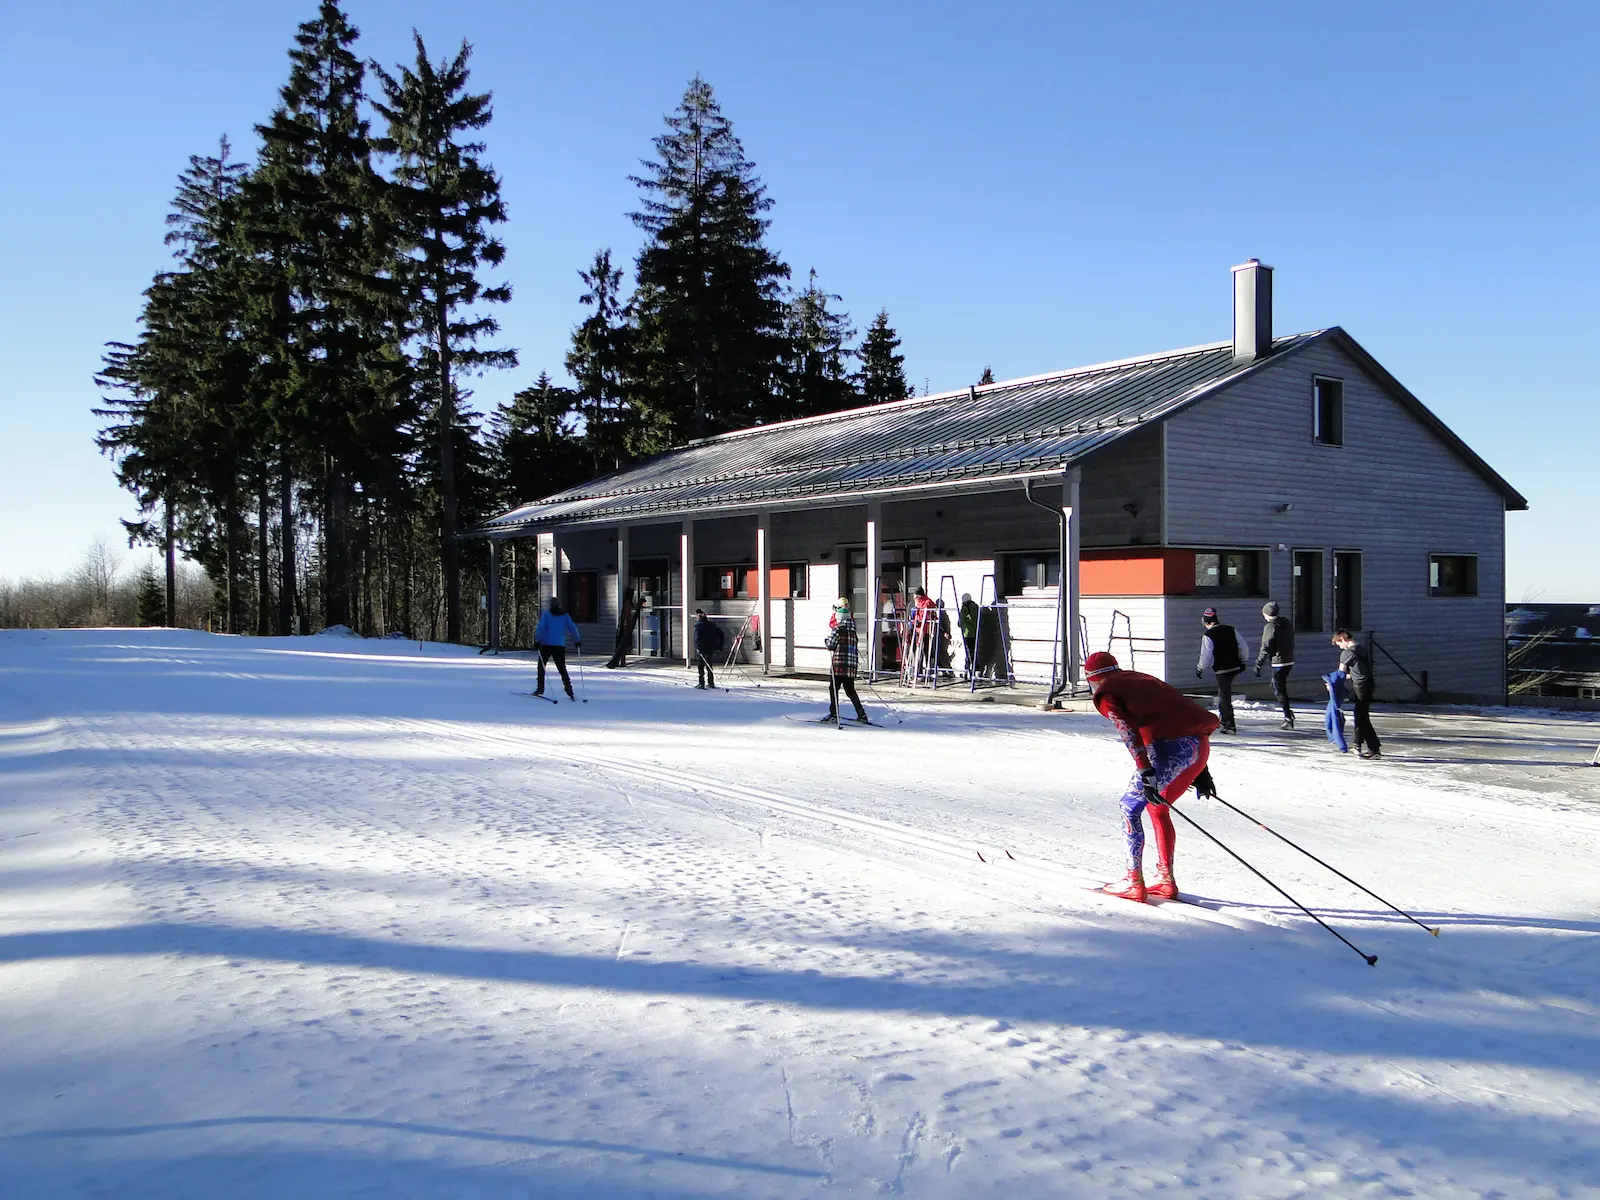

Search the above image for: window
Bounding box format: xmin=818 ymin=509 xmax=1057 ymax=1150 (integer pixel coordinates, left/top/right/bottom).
xmin=561 ymin=570 xmax=599 ymax=622
xmin=1429 ymin=554 xmax=1478 ymax=597
xmin=1314 ymin=377 xmax=1344 ymax=446
xmin=1333 ymin=551 xmax=1363 ymax=630
xmin=1004 ymin=552 xmax=1061 ymax=596
xmin=1292 ymin=550 xmax=1323 ymax=632
xmin=1194 ymin=549 xmax=1266 ymax=596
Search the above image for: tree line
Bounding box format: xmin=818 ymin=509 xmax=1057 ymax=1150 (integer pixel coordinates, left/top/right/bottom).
xmin=94 ymin=0 xmax=912 ymax=645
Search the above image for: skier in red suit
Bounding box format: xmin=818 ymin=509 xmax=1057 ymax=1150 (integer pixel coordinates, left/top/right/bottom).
xmin=1086 ymin=651 xmax=1220 ymax=902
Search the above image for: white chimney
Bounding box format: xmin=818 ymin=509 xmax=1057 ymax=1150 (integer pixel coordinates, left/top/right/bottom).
xmin=1231 ymin=259 xmax=1273 ymax=363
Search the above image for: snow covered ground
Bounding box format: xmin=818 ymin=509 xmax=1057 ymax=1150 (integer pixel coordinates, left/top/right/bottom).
xmin=1 ymin=628 xmax=1596 ymax=1198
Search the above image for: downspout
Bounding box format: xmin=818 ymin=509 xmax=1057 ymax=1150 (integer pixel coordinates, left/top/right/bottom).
xmin=1023 ymin=478 xmax=1070 ymax=706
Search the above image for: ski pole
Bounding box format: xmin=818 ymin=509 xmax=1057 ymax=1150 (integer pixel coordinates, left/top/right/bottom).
xmin=1209 ymin=794 xmax=1440 ymax=936
xmin=1165 ymin=804 xmax=1379 ymax=966
xmin=860 ymin=677 xmax=905 ymax=725
xmin=575 ymin=652 xmax=589 ymax=703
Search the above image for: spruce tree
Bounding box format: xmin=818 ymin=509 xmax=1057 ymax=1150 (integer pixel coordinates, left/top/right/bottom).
xmin=977 ymin=366 xmax=996 ymax=385
xmin=782 ymin=269 xmax=858 ymax=418
xmin=567 ymin=249 xmax=633 ymax=473
xmin=630 ymin=76 xmax=790 ymax=444
xmin=854 ymin=310 xmax=909 ymax=405
xmin=135 ymin=563 xmax=168 ymax=627
xmin=248 ymin=0 xmax=400 ymax=631
xmin=375 ymin=32 xmax=515 ymax=644
xmin=489 ymin=372 xmax=585 ymax=510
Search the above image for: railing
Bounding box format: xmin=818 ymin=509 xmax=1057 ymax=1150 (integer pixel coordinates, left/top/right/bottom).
xmin=1368 ymin=632 xmax=1428 ymax=697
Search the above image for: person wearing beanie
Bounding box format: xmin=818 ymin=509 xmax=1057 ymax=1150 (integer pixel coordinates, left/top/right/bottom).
xmin=1084 ymin=650 xmax=1220 ymax=903
xmin=1254 ymin=600 xmax=1297 ymax=729
xmin=1196 ymin=607 xmax=1250 ymax=734
xmin=823 ymin=598 xmax=869 ymax=723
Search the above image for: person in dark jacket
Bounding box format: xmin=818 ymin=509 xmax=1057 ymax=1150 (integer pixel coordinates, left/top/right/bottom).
xmin=1332 ymin=630 xmax=1382 ymax=758
xmin=1087 ymin=651 xmax=1220 ymax=903
xmin=692 ymin=609 xmax=725 ymax=689
xmin=1196 ymin=606 xmax=1250 ymax=734
xmin=824 ymin=598 xmax=869 ymax=723
xmin=534 ymin=598 xmax=581 ymax=699
xmin=958 ymin=593 xmax=979 ymax=676
xmin=1254 ymin=600 xmax=1297 ymax=730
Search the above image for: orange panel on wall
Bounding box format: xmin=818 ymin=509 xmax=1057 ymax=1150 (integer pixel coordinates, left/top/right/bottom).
xmin=1080 ymin=549 xmax=1196 ymax=596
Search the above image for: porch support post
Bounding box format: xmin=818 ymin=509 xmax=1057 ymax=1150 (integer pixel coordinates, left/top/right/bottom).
xmin=615 ymin=523 xmax=630 ymax=630
xmin=757 ymin=510 xmax=772 ymax=674
xmin=680 ymin=519 xmax=695 ymax=667
xmin=1064 ymin=467 xmax=1082 ymax=693
xmin=538 ymin=532 xmax=559 ymax=608
xmin=487 ymin=539 xmax=501 ymax=652
xmin=865 ymin=499 xmax=882 ymax=678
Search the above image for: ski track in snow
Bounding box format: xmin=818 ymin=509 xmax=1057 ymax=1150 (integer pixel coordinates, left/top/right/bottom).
xmin=0 ymin=629 xmax=1597 ymax=1198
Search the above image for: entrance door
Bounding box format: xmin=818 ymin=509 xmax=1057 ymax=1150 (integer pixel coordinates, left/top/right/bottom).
xmin=630 ymin=557 xmax=671 ymax=657
xmin=846 ymin=543 xmax=925 ymax=618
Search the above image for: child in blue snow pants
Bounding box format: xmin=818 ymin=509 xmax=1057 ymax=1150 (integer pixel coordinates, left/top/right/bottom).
xmin=1117 ymin=735 xmax=1208 ymax=868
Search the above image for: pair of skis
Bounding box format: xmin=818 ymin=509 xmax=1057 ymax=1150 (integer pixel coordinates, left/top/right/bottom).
xmin=511 ymin=691 xmax=571 ymax=705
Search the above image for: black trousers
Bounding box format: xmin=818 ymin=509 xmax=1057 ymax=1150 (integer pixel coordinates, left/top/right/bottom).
xmin=829 ymin=675 xmax=866 ymax=720
xmin=1215 ymin=669 xmax=1240 ymax=729
xmin=1352 ymin=698 xmax=1381 ymax=753
xmin=697 ymin=654 xmax=715 ymax=689
xmin=1270 ymin=665 xmax=1294 ymax=721
xmin=536 ymin=645 xmax=572 ymax=695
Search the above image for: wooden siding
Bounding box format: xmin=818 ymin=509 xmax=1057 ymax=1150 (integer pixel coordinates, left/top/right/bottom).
xmin=1079 ymin=424 xmax=1164 ymax=547
xmin=1163 ymin=340 xmax=1508 ymax=700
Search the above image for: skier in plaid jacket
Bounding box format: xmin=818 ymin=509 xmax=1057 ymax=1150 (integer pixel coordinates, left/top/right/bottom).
xmin=824 ymin=599 xmax=869 ymax=722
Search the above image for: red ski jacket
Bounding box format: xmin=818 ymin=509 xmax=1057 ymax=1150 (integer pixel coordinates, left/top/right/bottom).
xmin=1093 ymin=670 xmax=1220 ymax=769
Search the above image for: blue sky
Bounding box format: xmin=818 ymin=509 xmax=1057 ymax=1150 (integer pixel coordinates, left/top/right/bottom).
xmin=1 ymin=1 xmax=1595 ymax=598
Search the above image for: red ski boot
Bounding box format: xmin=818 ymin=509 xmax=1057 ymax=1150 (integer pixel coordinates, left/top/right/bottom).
xmin=1147 ymin=863 xmax=1179 ymax=901
xmin=1100 ymin=869 xmax=1147 ymax=902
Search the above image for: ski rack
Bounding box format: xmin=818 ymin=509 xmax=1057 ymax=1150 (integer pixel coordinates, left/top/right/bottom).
xmin=723 ymin=610 xmax=760 ymax=668
xmin=969 ymin=574 xmax=1016 ymax=692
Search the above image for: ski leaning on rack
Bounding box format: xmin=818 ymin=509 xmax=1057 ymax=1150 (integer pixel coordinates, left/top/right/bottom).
xmin=511 ymin=691 xmax=560 ymax=704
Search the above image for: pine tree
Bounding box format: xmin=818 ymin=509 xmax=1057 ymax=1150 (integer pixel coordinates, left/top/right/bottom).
xmin=977 ymin=366 xmax=995 ymax=385
xmin=375 ymin=32 xmax=515 ymax=644
xmin=567 ymin=249 xmax=633 ymax=474
xmin=854 ymin=309 xmax=909 ymax=405
xmin=95 ymin=138 xmax=257 ymax=634
xmin=782 ymin=268 xmax=858 ymax=418
xmin=630 ymin=76 xmax=790 ymax=445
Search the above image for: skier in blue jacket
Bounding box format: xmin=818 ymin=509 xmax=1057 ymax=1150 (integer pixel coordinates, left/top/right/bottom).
xmin=533 ymin=598 xmax=581 ymax=699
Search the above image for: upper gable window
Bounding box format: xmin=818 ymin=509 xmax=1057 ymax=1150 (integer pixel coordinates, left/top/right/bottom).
xmin=1314 ymin=377 xmax=1344 ymax=446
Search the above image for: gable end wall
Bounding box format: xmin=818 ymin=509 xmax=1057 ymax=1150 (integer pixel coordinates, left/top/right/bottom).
xmin=1163 ymin=340 xmax=1507 ymax=700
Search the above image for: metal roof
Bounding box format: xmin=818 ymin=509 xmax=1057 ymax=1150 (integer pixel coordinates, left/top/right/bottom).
xmin=479 ymin=327 xmax=1525 ymax=535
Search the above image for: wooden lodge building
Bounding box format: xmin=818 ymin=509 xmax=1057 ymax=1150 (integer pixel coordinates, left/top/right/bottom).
xmin=476 ymin=262 xmax=1526 ymax=703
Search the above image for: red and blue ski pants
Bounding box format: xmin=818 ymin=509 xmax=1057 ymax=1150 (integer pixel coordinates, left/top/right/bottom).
xmin=1119 ymin=735 xmax=1209 ymax=869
